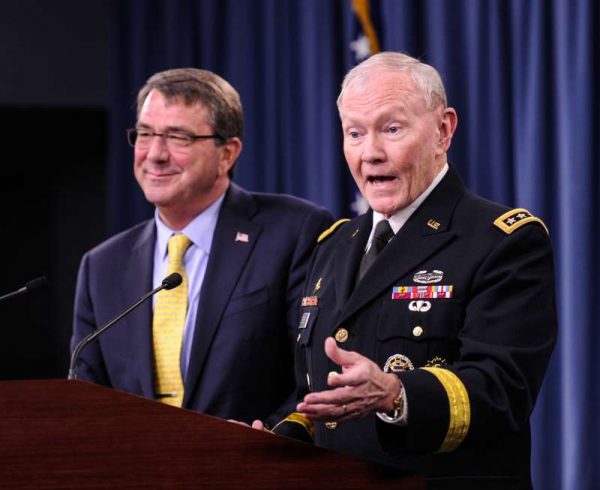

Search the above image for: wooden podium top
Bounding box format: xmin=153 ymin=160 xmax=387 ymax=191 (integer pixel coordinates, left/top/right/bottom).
xmin=0 ymin=380 xmax=423 ymax=489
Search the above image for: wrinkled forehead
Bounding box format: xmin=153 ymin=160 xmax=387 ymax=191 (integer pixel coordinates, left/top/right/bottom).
xmin=339 ymin=71 xmax=428 ymax=117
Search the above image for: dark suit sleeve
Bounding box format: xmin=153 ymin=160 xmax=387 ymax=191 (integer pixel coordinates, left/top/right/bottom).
xmin=378 ymin=224 xmax=557 ymax=454
xmin=70 ymin=252 xmax=111 ymax=385
xmin=266 ymin=208 xmax=332 ymax=433
xmin=284 ymin=209 xmax=333 ymax=341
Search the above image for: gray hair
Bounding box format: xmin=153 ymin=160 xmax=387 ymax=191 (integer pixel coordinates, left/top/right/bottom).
xmin=137 ymin=68 xmax=244 ymax=143
xmin=337 ymin=52 xmax=448 ymax=112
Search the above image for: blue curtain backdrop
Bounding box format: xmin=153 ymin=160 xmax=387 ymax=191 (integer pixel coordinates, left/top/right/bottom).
xmin=107 ymin=1 xmax=599 ymax=488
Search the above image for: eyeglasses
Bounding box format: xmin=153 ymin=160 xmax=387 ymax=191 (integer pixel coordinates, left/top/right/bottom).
xmin=126 ymin=128 xmax=224 ymax=150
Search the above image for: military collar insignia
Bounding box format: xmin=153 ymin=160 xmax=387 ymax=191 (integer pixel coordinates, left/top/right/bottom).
xmin=383 ymin=354 xmax=414 ymax=373
xmin=427 ymin=218 xmax=441 ymax=230
xmin=413 ymin=269 xmax=443 ymax=284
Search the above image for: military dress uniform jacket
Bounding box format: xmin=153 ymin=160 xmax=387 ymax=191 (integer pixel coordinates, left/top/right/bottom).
xmin=276 ymin=167 xmax=557 ymax=489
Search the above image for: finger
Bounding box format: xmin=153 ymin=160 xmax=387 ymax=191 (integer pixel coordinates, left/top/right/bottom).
xmin=299 ymin=401 xmax=364 ymax=422
xmin=251 ymin=420 xmax=270 ymax=432
xmin=324 ymin=337 xmax=362 ymax=367
xmin=298 ymin=403 xmax=342 ymax=421
xmin=327 ymin=364 xmax=370 ymax=387
xmin=302 ymin=386 xmax=353 ymax=405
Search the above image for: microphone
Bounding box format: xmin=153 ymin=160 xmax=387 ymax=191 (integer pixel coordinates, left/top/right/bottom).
xmin=0 ymin=276 xmax=47 ymax=304
xmin=68 ymin=272 xmax=182 ymax=380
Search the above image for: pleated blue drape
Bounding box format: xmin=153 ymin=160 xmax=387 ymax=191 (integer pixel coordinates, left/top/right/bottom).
xmin=108 ymin=1 xmax=599 ymax=488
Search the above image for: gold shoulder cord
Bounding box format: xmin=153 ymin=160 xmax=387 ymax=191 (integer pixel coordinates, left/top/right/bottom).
xmin=317 ymin=218 xmax=351 ymax=243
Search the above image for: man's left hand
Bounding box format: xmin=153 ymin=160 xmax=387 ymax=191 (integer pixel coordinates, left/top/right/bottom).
xmin=297 ymin=337 xmax=401 ymax=421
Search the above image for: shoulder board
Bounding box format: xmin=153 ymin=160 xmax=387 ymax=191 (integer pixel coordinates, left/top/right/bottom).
xmin=317 ymin=218 xmax=351 ymax=243
xmin=493 ymin=208 xmax=549 ymax=235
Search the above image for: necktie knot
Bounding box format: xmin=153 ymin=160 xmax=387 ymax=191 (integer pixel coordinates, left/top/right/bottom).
xmin=168 ymin=234 xmax=191 ymax=264
xmin=357 ymin=219 xmax=394 ymax=283
xmin=371 ymin=219 xmax=394 ymax=252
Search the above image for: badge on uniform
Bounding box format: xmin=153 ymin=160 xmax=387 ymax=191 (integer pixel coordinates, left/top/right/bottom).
xmin=298 ymin=312 xmax=310 ymax=329
xmin=383 ymin=353 xmax=414 ymax=373
xmin=413 ymin=270 xmax=443 ymax=284
xmin=425 ymin=356 xmax=447 ymax=368
xmin=409 ymin=300 xmax=431 ymax=312
xmin=392 ymin=285 xmax=453 ymax=299
xmin=301 ymin=295 xmax=319 ymax=307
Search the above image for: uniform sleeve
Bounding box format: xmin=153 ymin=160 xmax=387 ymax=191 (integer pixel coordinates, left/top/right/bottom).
xmin=70 ymin=253 xmax=111 ymax=385
xmin=378 ymin=223 xmax=557 ymax=454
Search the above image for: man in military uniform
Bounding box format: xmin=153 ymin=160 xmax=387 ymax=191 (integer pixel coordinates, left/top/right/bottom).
xmin=262 ymin=53 xmax=557 ymax=489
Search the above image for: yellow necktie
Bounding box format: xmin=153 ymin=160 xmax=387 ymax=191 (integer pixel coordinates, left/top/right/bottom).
xmin=153 ymin=234 xmax=191 ymax=407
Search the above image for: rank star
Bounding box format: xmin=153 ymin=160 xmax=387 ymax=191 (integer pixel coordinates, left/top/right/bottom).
xmin=506 ymin=217 xmax=516 ymax=224
xmin=517 ymin=213 xmax=527 ymax=219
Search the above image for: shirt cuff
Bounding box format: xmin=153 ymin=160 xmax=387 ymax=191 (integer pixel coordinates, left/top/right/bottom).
xmin=376 ymin=382 xmax=408 ymax=425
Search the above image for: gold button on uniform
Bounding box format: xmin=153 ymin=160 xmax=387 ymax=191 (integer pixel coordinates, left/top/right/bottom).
xmin=412 ymin=325 xmax=424 ymax=337
xmin=334 ymin=328 xmax=349 ymax=343
xmin=325 ymin=421 xmax=338 ymax=430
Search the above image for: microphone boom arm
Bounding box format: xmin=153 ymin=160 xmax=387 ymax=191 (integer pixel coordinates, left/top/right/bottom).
xmin=68 ymin=273 xmax=182 ymax=380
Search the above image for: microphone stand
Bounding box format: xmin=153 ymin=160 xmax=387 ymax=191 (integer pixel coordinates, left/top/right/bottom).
xmin=68 ymin=273 xmax=181 ymax=380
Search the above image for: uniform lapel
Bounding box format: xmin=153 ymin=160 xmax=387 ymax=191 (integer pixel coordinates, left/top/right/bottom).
xmin=122 ymin=219 xmax=156 ymax=398
xmin=183 ymin=184 xmax=261 ymax=406
xmin=337 ymin=167 xmax=466 ymax=328
xmin=333 ymin=214 xmax=371 ymax=310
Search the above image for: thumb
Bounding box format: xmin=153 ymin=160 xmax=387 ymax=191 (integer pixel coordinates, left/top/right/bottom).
xmin=324 ymin=337 xmax=361 ymax=368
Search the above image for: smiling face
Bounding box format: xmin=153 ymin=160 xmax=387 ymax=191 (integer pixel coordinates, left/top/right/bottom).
xmin=134 ymin=89 xmax=241 ymax=229
xmin=339 ymin=70 xmax=457 ymax=217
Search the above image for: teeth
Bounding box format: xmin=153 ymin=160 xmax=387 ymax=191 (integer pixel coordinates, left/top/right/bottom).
xmin=369 ymin=176 xmax=392 ymax=183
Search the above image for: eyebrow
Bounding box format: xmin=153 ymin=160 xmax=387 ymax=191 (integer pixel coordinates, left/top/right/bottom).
xmin=136 ymin=123 xmax=194 ymax=133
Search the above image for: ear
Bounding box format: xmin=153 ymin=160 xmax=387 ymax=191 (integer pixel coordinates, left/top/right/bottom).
xmin=436 ymin=107 xmax=458 ymax=154
xmin=218 ymin=137 xmax=243 ymax=176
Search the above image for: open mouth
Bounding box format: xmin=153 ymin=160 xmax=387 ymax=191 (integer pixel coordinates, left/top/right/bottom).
xmin=367 ymin=175 xmax=395 ymax=184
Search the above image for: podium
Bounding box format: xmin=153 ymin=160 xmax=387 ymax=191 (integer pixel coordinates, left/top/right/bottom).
xmin=0 ymin=380 xmax=424 ymax=488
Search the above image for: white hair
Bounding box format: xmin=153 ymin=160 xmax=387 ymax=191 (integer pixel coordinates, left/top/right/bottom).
xmin=337 ymin=52 xmax=448 ymax=112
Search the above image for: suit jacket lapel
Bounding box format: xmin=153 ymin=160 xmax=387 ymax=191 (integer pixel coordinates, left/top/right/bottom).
xmin=122 ymin=219 xmax=156 ymax=398
xmin=183 ymin=184 xmax=261 ymax=406
xmin=337 ymin=167 xmax=465 ymax=328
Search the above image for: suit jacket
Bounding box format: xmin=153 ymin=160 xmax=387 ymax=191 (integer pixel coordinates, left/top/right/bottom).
xmin=71 ymin=183 xmax=332 ymax=425
xmin=279 ymin=167 xmax=556 ymax=489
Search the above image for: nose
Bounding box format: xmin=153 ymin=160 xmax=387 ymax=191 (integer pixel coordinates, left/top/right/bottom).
xmin=361 ymin=133 xmax=385 ymax=164
xmin=145 ymin=134 xmax=169 ymax=162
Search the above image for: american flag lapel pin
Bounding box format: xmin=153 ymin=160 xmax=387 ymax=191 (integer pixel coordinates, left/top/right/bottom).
xmin=235 ymin=231 xmax=249 ymax=243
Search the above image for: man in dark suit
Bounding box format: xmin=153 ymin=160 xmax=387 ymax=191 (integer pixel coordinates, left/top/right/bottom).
xmin=71 ymin=68 xmax=332 ymax=425
xmin=267 ymin=53 xmax=556 ymax=489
